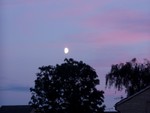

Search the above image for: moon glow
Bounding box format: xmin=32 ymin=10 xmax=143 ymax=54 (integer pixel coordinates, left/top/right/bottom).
xmin=64 ymin=47 xmax=69 ymax=54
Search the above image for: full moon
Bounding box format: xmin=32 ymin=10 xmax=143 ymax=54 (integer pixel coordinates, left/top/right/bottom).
xmin=64 ymin=47 xmax=69 ymax=54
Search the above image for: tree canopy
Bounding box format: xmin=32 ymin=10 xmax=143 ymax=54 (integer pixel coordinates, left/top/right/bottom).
xmin=106 ymin=58 xmax=150 ymax=97
xmin=29 ymin=58 xmax=105 ymax=113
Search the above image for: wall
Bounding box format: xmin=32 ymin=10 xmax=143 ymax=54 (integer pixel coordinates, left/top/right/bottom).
xmin=116 ymin=88 xmax=150 ymax=113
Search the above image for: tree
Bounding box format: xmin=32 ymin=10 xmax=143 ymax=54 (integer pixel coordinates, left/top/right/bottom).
xmin=29 ymin=58 xmax=105 ymax=113
xmin=106 ymin=58 xmax=150 ymax=97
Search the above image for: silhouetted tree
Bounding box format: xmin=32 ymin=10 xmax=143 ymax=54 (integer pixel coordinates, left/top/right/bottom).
xmin=106 ymin=58 xmax=150 ymax=97
xmin=29 ymin=58 xmax=105 ymax=113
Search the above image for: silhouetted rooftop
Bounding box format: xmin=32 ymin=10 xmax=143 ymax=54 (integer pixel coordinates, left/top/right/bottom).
xmin=0 ymin=105 xmax=118 ymax=113
xmin=0 ymin=105 xmax=32 ymax=113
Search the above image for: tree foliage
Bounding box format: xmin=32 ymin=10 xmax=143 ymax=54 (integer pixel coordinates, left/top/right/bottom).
xmin=29 ymin=58 xmax=105 ymax=113
xmin=106 ymin=58 xmax=150 ymax=96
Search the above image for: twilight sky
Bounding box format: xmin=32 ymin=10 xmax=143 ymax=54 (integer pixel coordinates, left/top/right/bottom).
xmin=1 ymin=0 xmax=150 ymax=111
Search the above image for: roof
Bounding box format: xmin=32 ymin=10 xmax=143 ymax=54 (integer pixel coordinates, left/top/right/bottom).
xmin=0 ymin=105 xmax=32 ymax=113
xmin=115 ymin=85 xmax=150 ymax=107
xmin=0 ymin=105 xmax=118 ymax=113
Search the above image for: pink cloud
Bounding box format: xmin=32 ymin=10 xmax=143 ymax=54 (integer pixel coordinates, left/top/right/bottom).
xmin=66 ymin=27 xmax=150 ymax=68
xmin=92 ymin=31 xmax=150 ymax=45
xmin=45 ymin=1 xmax=112 ymax=19
xmin=65 ymin=8 xmax=150 ymax=46
xmin=67 ymin=29 xmax=150 ymax=46
xmin=82 ymin=9 xmax=150 ymax=31
xmin=0 ymin=0 xmax=129 ymax=21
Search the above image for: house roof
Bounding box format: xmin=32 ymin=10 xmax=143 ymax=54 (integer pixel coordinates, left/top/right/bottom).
xmin=0 ymin=105 xmax=32 ymax=113
xmin=0 ymin=105 xmax=119 ymax=113
xmin=115 ymin=85 xmax=150 ymax=107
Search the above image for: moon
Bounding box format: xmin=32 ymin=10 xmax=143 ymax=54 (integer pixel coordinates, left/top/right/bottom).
xmin=64 ymin=47 xmax=69 ymax=54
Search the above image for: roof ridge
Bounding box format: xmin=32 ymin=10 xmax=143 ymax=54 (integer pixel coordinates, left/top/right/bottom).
xmin=115 ymin=85 xmax=150 ymax=106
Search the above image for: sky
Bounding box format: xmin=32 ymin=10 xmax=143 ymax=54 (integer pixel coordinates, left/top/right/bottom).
xmin=0 ymin=0 xmax=150 ymax=111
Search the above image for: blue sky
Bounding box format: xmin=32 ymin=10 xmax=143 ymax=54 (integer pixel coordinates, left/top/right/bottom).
xmin=1 ymin=0 xmax=150 ymax=111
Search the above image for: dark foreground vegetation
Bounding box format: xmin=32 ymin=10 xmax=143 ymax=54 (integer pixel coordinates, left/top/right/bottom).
xmin=30 ymin=58 xmax=105 ymax=113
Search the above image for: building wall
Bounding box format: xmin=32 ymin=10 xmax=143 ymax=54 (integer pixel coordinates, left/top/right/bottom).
xmin=116 ymin=88 xmax=150 ymax=113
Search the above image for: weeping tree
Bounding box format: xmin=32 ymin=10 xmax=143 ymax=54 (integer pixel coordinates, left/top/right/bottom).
xmin=29 ymin=58 xmax=105 ymax=113
xmin=106 ymin=58 xmax=150 ymax=97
